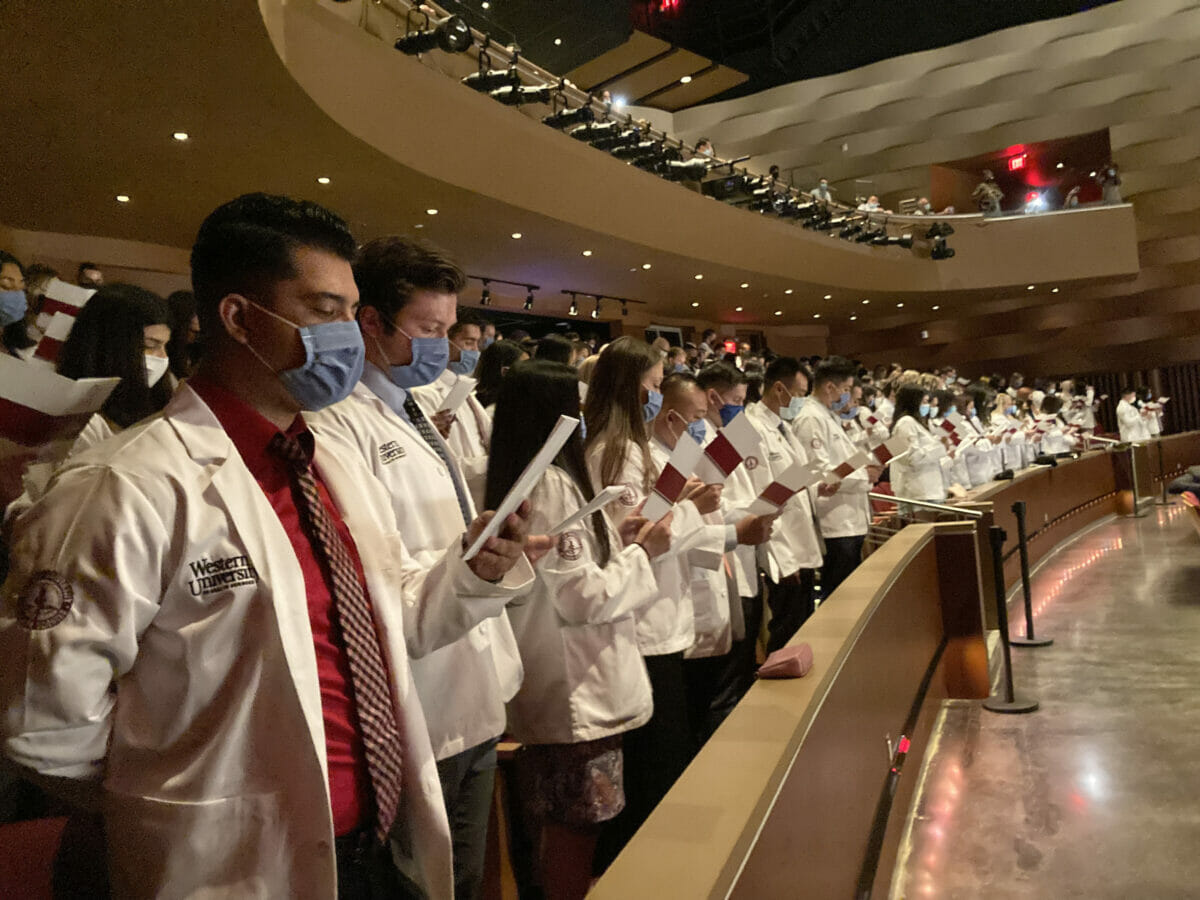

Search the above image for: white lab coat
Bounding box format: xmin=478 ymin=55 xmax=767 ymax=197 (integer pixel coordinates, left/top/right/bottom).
xmin=875 ymin=396 xmax=895 ymax=427
xmin=651 ymin=437 xmax=734 ymax=659
xmin=793 ymin=401 xmax=871 ymax=538
xmin=890 ymin=415 xmax=949 ymax=501
xmin=306 ymin=383 xmax=522 ymax=761
xmin=1117 ymin=399 xmax=1147 ymax=442
xmin=928 ymin=418 xmax=970 ymax=490
xmin=505 ymin=465 xmax=657 ymax=744
xmin=702 ymin=424 xmax=759 ymax=604
xmin=412 ymin=369 xmax=491 ymax=510
xmin=5 ymin=413 xmax=118 ymax=529
xmin=857 ymin=406 xmax=891 ymax=447
xmin=0 ymin=384 xmax=533 ymax=900
xmin=743 ymin=403 xmax=824 ymax=580
xmin=585 ymin=438 xmax=722 ymax=656
xmin=1038 ymin=415 xmax=1078 ymax=455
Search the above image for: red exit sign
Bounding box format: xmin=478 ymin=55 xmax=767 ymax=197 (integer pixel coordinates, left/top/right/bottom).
xmin=1008 ymin=154 xmax=1027 ymax=172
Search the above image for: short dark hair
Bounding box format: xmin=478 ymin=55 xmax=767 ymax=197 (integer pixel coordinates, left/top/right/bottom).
xmin=696 ymin=361 xmax=745 ymax=392
xmin=535 ymin=333 xmax=574 ymax=364
xmin=701 ymin=328 xmax=717 ymax=341
xmin=190 ymin=193 xmax=357 ymax=334
xmin=811 ymin=354 xmax=858 ymax=388
xmin=695 ymin=137 xmax=711 ymax=150
xmin=765 ymin=356 xmax=806 ymax=391
xmin=353 ymin=235 xmax=465 ymax=334
xmin=448 ymin=312 xmax=483 ymax=341
xmin=76 ymin=261 xmax=100 ymax=277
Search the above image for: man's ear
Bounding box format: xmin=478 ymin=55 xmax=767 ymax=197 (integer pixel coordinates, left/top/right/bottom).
xmin=358 ymin=304 xmax=383 ymax=338
xmin=217 ymin=293 xmax=254 ymax=345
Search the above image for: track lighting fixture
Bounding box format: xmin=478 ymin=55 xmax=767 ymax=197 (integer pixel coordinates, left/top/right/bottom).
xmin=568 ymin=293 xmax=578 ymax=316
xmin=931 ymin=236 xmax=956 ymax=260
xmin=591 ymin=297 xmax=601 ymax=319
xmin=394 ymin=10 xmax=472 ymax=55
xmin=490 ymin=83 xmax=555 ymax=106
xmin=524 ymin=287 xmax=535 ymax=310
xmin=543 ymin=104 xmax=595 ymax=129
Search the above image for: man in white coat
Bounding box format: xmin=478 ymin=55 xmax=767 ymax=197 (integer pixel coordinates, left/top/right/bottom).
xmin=0 ymin=194 xmax=536 ymax=900
xmin=793 ymin=356 xmax=880 ymax=601
xmin=1117 ymin=387 xmax=1147 ymax=443
xmin=744 ymin=357 xmax=825 ymax=653
xmin=307 ymin=237 xmax=521 ymax=900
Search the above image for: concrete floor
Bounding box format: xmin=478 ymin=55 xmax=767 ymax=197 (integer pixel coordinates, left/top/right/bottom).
xmin=892 ymin=503 xmax=1200 ymax=900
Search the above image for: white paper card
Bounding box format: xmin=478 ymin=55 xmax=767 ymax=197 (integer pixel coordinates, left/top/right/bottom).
xmin=547 ymin=485 xmax=625 ymax=536
xmin=438 ymin=375 xmax=477 ymax=414
xmin=641 ymin=436 xmax=705 ymax=523
xmin=462 ymin=415 xmax=578 ymax=561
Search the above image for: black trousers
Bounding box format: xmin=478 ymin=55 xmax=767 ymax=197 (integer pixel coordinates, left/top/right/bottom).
xmin=765 ymin=570 xmax=815 ymax=654
xmin=435 ymin=737 xmax=499 ymax=900
xmin=594 ymin=651 xmax=692 ymax=873
xmin=819 ymin=535 xmax=866 ymax=602
xmin=335 ymin=829 xmax=422 ymax=900
xmin=698 ymin=586 xmax=764 ymax=739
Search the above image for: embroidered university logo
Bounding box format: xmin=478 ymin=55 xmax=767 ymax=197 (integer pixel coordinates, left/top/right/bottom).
xmin=378 ymin=440 xmax=407 ymax=465
xmin=744 ymin=455 xmax=759 ymax=470
xmin=557 ymin=531 xmax=583 ymax=561
xmin=619 ymin=484 xmax=639 ymax=507
xmin=17 ymin=571 xmax=73 ymax=630
xmin=187 ymin=555 xmax=260 ymax=598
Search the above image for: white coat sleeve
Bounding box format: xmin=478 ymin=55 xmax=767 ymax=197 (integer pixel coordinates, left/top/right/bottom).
xmin=528 ymin=471 xmax=658 ymax=625
xmin=0 ymin=467 xmax=166 ymax=784
xmin=897 ymin=418 xmax=936 ymax=464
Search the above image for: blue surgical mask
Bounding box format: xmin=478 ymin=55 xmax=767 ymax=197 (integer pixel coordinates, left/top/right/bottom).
xmin=919 ymin=403 xmax=931 ymax=418
xmin=643 ymin=389 xmax=663 ymax=423
xmin=384 ymin=324 xmax=449 ymax=389
xmin=779 ymin=394 xmax=805 ymax=422
xmin=945 ymin=405 xmax=957 ymax=416
xmin=246 ymin=301 xmax=365 ymax=411
xmin=1007 ymin=405 xmax=1018 ymax=417
xmin=448 ymin=347 xmax=480 ymax=377
xmin=840 ymin=407 xmax=858 ymax=420
xmin=673 ymin=362 xmax=688 ymax=374
xmin=0 ymin=289 xmax=27 ymax=327
xmin=719 ymin=403 xmax=744 ymax=426
xmin=832 ymin=390 xmax=851 ymax=412
xmin=686 ymin=418 xmax=707 ymax=444
xmin=479 ymin=335 xmax=495 ymax=350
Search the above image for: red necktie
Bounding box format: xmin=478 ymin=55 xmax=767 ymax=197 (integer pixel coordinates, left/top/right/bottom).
xmin=270 ymin=432 xmax=403 ymax=843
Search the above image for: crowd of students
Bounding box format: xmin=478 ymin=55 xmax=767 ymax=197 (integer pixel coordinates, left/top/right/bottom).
xmin=0 ymin=192 xmax=1169 ymax=899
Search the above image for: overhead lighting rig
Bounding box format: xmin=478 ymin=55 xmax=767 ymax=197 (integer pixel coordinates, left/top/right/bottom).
xmin=467 ymin=274 xmax=541 ymax=307
xmin=560 ymin=289 xmax=648 ymax=319
xmin=462 ymin=40 xmax=521 ymax=92
xmin=394 ymin=8 xmax=472 ymax=55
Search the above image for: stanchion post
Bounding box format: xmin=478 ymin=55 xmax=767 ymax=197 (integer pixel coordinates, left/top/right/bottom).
xmin=1156 ymin=439 xmax=1171 ymax=506
xmin=1129 ymin=444 xmax=1147 ymax=518
xmin=983 ymin=525 xmax=1039 ymax=714
xmin=1009 ymin=501 xmax=1053 ymax=648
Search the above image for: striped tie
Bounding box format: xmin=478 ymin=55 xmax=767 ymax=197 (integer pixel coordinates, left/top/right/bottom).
xmin=403 ymin=394 xmax=473 ymax=527
xmin=270 ymin=432 xmax=403 ymax=844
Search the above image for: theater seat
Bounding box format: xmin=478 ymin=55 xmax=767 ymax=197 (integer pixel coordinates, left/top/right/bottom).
xmin=870 ymin=482 xmax=897 ymax=516
xmin=0 ymin=817 xmax=67 ymax=900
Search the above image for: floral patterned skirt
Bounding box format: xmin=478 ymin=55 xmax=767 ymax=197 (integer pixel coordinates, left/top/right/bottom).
xmin=514 ymin=735 xmax=625 ymax=827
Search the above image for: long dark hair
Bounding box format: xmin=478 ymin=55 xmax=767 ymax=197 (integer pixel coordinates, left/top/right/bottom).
xmin=487 ymin=359 xmax=610 ymax=566
xmin=891 ymin=384 xmax=929 ymax=432
xmin=475 ymin=339 xmax=526 ymax=408
xmin=582 ymin=335 xmax=661 ymax=493
xmin=57 ymin=283 xmax=173 ymax=429
xmin=165 ymin=289 xmax=199 ymax=378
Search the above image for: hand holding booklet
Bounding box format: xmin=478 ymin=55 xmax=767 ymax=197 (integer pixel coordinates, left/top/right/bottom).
xmin=746 ymin=460 xmax=824 ymax=516
xmin=462 ymin=415 xmax=578 ymax=562
xmin=641 ymin=435 xmax=704 ymax=522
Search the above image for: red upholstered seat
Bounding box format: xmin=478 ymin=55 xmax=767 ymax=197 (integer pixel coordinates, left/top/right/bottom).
xmin=0 ymin=817 xmax=67 ymax=900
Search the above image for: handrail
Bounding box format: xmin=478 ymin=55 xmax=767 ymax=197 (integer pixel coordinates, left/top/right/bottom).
xmin=869 ymin=492 xmax=984 ymax=518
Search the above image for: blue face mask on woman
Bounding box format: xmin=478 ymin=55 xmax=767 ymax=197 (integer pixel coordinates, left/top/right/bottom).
xmin=1006 ymin=405 xmax=1018 ymax=417
xmin=944 ymin=405 xmax=957 ymax=416
xmin=0 ymin=289 xmax=27 ymax=327
xmin=448 ymin=347 xmax=480 ymax=377
xmin=246 ymin=301 xmax=365 ymax=411
xmin=919 ymin=403 xmax=931 ymax=418
xmin=643 ymin=389 xmax=663 ymax=423
xmin=384 ymin=325 xmax=449 ymax=389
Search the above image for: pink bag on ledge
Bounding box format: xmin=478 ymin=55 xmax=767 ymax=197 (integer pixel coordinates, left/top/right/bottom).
xmin=756 ymin=643 xmax=814 ymax=679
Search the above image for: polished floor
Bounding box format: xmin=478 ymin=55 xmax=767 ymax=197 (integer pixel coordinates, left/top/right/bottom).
xmin=892 ymin=503 xmax=1200 ymax=900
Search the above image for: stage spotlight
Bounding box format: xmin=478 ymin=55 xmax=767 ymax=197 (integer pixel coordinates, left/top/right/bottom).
xmin=490 ymin=83 xmax=555 ymax=106
xmin=839 ymin=220 xmax=863 ymax=239
xmin=590 ymin=298 xmax=601 ymax=319
xmin=931 ymin=236 xmax=956 ymax=260
xmin=592 ymin=126 xmax=641 ymax=152
xmin=663 ymin=158 xmax=709 ymax=182
xmin=569 ymin=121 xmax=617 ymax=143
xmin=925 ymin=222 xmax=955 ymax=239
xmin=464 ymin=66 xmax=520 ymax=92
xmin=395 ymin=11 xmax=472 ymax=55
xmin=543 ymin=104 xmax=594 ymax=129
xmin=524 ymin=288 xmax=535 ymax=310
xmin=621 ymin=302 xmax=629 ymax=316
xmin=568 ymin=293 xmax=578 ymax=316
xmin=875 ymin=234 xmax=915 ymax=249
xmin=611 ymin=139 xmax=662 ymax=161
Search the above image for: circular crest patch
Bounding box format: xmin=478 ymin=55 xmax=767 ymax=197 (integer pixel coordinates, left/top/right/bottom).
xmin=557 ymin=531 xmax=583 ymax=561
xmin=811 ymin=437 xmax=823 ymax=449
xmin=17 ymin=571 xmax=74 ymax=631
xmin=619 ymin=484 xmax=639 ymax=507
xmin=744 ymin=455 xmax=760 ymax=471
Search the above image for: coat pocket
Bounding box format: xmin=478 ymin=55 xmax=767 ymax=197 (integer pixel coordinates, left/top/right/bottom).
xmin=561 ymin=618 xmax=651 ymax=738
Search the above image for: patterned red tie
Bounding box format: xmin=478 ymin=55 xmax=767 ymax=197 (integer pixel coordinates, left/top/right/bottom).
xmin=270 ymin=431 xmax=403 ymax=844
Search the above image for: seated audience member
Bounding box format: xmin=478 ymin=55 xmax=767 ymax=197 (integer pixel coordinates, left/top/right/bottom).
xmin=812 ymin=177 xmax=833 ymax=203
xmin=0 ymin=193 xmax=535 ymax=899
xmin=55 ymin=283 xmax=174 ymax=455
xmin=492 ymin=359 xmax=671 ymax=900
xmin=76 ymin=261 xmax=104 ymax=287
xmin=475 ymin=338 xmax=529 ymax=412
xmin=889 ymin=384 xmax=949 ymax=503
xmin=0 ymin=250 xmax=34 ymax=358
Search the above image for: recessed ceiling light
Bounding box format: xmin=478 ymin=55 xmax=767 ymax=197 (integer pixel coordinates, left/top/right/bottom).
xmin=735 ymin=306 xmax=744 ymax=312
xmin=1051 ymin=287 xmax=1060 ymax=293
xmin=1056 ymin=162 xmax=1064 ymax=169
xmin=1089 ymin=171 xmax=1097 ymax=177
xmin=897 ymin=302 xmax=904 ymax=308
xmin=823 ymin=294 xmax=832 ymax=300
xmin=931 ymin=304 xmax=940 ymax=310
xmin=691 ymin=301 xmax=700 ymax=308
xmin=740 ymin=282 xmax=749 ymax=289
xmin=784 ymin=289 xmax=794 ymax=295
xmin=642 ymin=263 xmax=652 ymax=270
xmin=414 ymin=223 xmax=424 ymax=229
xmin=694 ymin=274 xmax=703 ymax=280
xmin=317 ymin=176 xmax=331 ymax=185
xmin=773 ymin=310 xmax=782 ymax=316
xmin=172 ymin=132 xmax=189 ymax=142
xmin=850 ymin=315 xmax=858 ymax=321
xmin=481 ymin=1 xmax=489 ymax=8
xmin=115 ymin=194 xmax=130 ymax=203
xmin=1027 ymin=284 xmax=1035 ymax=290
xmin=581 ymin=250 xmax=593 ymax=257
xmin=511 ymin=232 xmax=523 ymax=239
xmin=680 ymin=75 xmax=693 ymax=84
xmin=426 ymin=208 xmax=438 ymax=215
xmin=554 ymin=38 xmax=562 ymax=46
xmin=813 ymin=313 xmax=821 ymax=319
xmin=861 ymin=299 xmax=870 ymax=305
xmin=629 ymin=267 xmax=638 ymax=272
